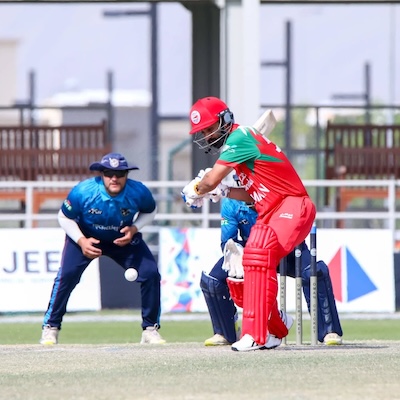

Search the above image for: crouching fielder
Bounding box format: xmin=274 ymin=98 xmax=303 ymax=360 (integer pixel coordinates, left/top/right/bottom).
xmin=40 ymin=153 xmax=165 ymax=346
xmin=183 ymin=96 xmax=316 ymax=351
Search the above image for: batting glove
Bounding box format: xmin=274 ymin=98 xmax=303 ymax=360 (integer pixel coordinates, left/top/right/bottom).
xmin=181 ymin=176 xmax=203 ymax=208
xmin=181 ymin=195 xmax=204 ymax=209
xmin=196 ymin=167 xmax=212 ymax=180
xmin=221 ymin=170 xmax=243 ymax=188
xmin=206 ymin=182 xmax=230 ymax=203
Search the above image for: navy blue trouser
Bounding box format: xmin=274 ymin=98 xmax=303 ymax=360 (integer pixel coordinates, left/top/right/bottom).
xmin=43 ymin=233 xmax=161 ymax=330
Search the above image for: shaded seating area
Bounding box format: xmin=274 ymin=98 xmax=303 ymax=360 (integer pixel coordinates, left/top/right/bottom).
xmin=324 ymin=122 xmax=400 ymax=227
xmin=0 ymin=120 xmax=111 ymax=225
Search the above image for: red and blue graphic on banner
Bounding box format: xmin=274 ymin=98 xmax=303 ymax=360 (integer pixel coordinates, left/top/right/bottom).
xmin=329 ymin=246 xmax=377 ymax=303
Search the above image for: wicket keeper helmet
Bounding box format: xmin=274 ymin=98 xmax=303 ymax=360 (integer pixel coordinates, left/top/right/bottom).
xmin=189 ymin=96 xmax=234 ymax=153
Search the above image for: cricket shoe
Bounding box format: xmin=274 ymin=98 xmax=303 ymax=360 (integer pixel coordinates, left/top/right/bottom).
xmin=231 ymin=334 xmax=265 ymax=352
xmin=279 ymin=310 xmax=294 ymax=331
xmin=204 ymin=334 xmax=230 ymax=346
xmin=40 ymin=325 xmax=59 ymax=345
xmin=204 ymin=316 xmax=241 ymax=346
xmin=264 ymin=311 xmax=294 ymax=350
xmin=140 ymin=324 xmax=166 ymax=344
xmin=323 ymin=332 xmax=342 ymax=346
xmin=264 ymin=334 xmax=282 ymax=350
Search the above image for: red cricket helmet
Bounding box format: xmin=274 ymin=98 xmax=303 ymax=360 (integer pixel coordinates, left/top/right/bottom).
xmin=189 ymin=97 xmax=232 ymax=135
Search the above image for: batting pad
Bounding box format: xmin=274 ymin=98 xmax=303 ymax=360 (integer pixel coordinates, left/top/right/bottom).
xmin=200 ymin=272 xmax=238 ymax=344
xmin=241 ymin=224 xmax=280 ymax=345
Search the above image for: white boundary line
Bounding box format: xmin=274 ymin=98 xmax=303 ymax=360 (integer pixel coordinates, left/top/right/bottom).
xmin=1 ymin=312 xmax=400 ymax=324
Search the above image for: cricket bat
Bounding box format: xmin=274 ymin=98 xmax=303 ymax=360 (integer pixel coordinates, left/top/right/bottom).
xmin=252 ymin=109 xmax=277 ymax=137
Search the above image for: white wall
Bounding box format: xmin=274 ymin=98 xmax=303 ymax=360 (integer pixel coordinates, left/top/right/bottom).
xmin=0 ymin=39 xmax=18 ymax=107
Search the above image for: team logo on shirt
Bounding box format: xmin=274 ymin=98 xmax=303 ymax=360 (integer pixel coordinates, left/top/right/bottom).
xmin=221 ymin=143 xmax=235 ymax=153
xmin=121 ymin=208 xmax=130 ymax=216
xmin=88 ymin=208 xmax=102 ymax=215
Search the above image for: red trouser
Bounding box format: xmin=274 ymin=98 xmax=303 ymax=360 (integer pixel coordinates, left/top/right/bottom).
xmin=241 ymin=195 xmax=316 ymax=345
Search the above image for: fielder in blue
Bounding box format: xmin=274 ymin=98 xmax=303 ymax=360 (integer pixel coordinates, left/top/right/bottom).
xmin=40 ymin=153 xmax=165 ymax=345
xmin=201 ymin=197 xmax=343 ymax=347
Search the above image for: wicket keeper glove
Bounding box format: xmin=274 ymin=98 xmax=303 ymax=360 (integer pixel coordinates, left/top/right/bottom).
xmin=222 ymin=239 xmax=244 ymax=278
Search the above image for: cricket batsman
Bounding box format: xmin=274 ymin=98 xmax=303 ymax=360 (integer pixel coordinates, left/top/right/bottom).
xmin=200 ymin=196 xmax=343 ymax=347
xmin=181 ymin=96 xmax=316 ymax=351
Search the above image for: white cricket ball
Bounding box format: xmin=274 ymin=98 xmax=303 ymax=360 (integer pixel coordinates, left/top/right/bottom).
xmin=124 ymin=268 xmax=138 ymax=282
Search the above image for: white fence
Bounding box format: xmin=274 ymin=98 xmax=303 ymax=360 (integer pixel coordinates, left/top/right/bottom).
xmin=1 ymin=179 xmax=400 ymax=250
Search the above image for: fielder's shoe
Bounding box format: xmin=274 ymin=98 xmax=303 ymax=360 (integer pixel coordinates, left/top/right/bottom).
xmin=140 ymin=324 xmax=166 ymax=344
xmin=231 ymin=334 xmax=265 ymax=351
xmin=40 ymin=325 xmax=59 ymax=345
xmin=204 ymin=333 xmax=230 ymax=346
xmin=264 ymin=311 xmax=294 ymax=350
xmin=323 ymin=332 xmax=342 ymax=346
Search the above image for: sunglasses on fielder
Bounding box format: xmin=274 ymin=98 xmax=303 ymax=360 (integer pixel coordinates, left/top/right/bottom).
xmin=102 ymin=169 xmax=127 ymax=178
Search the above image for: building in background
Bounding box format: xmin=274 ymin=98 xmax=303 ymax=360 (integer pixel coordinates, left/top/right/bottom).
xmin=0 ymin=2 xmax=399 ymax=183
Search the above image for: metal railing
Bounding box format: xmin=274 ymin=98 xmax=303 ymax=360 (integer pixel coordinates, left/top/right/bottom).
xmin=1 ymin=179 xmax=400 ymax=249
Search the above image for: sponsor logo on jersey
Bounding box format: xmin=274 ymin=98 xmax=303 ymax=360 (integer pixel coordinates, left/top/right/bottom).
xmin=63 ymin=199 xmax=72 ymax=211
xmin=88 ymin=208 xmax=102 ymax=215
xmin=279 ymin=213 xmax=293 ymax=219
xmin=93 ymin=224 xmax=119 ymax=232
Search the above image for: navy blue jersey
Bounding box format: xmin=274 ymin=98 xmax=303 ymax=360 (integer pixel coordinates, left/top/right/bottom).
xmin=220 ymin=197 xmax=257 ymax=250
xmin=61 ymin=176 xmax=156 ymax=242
